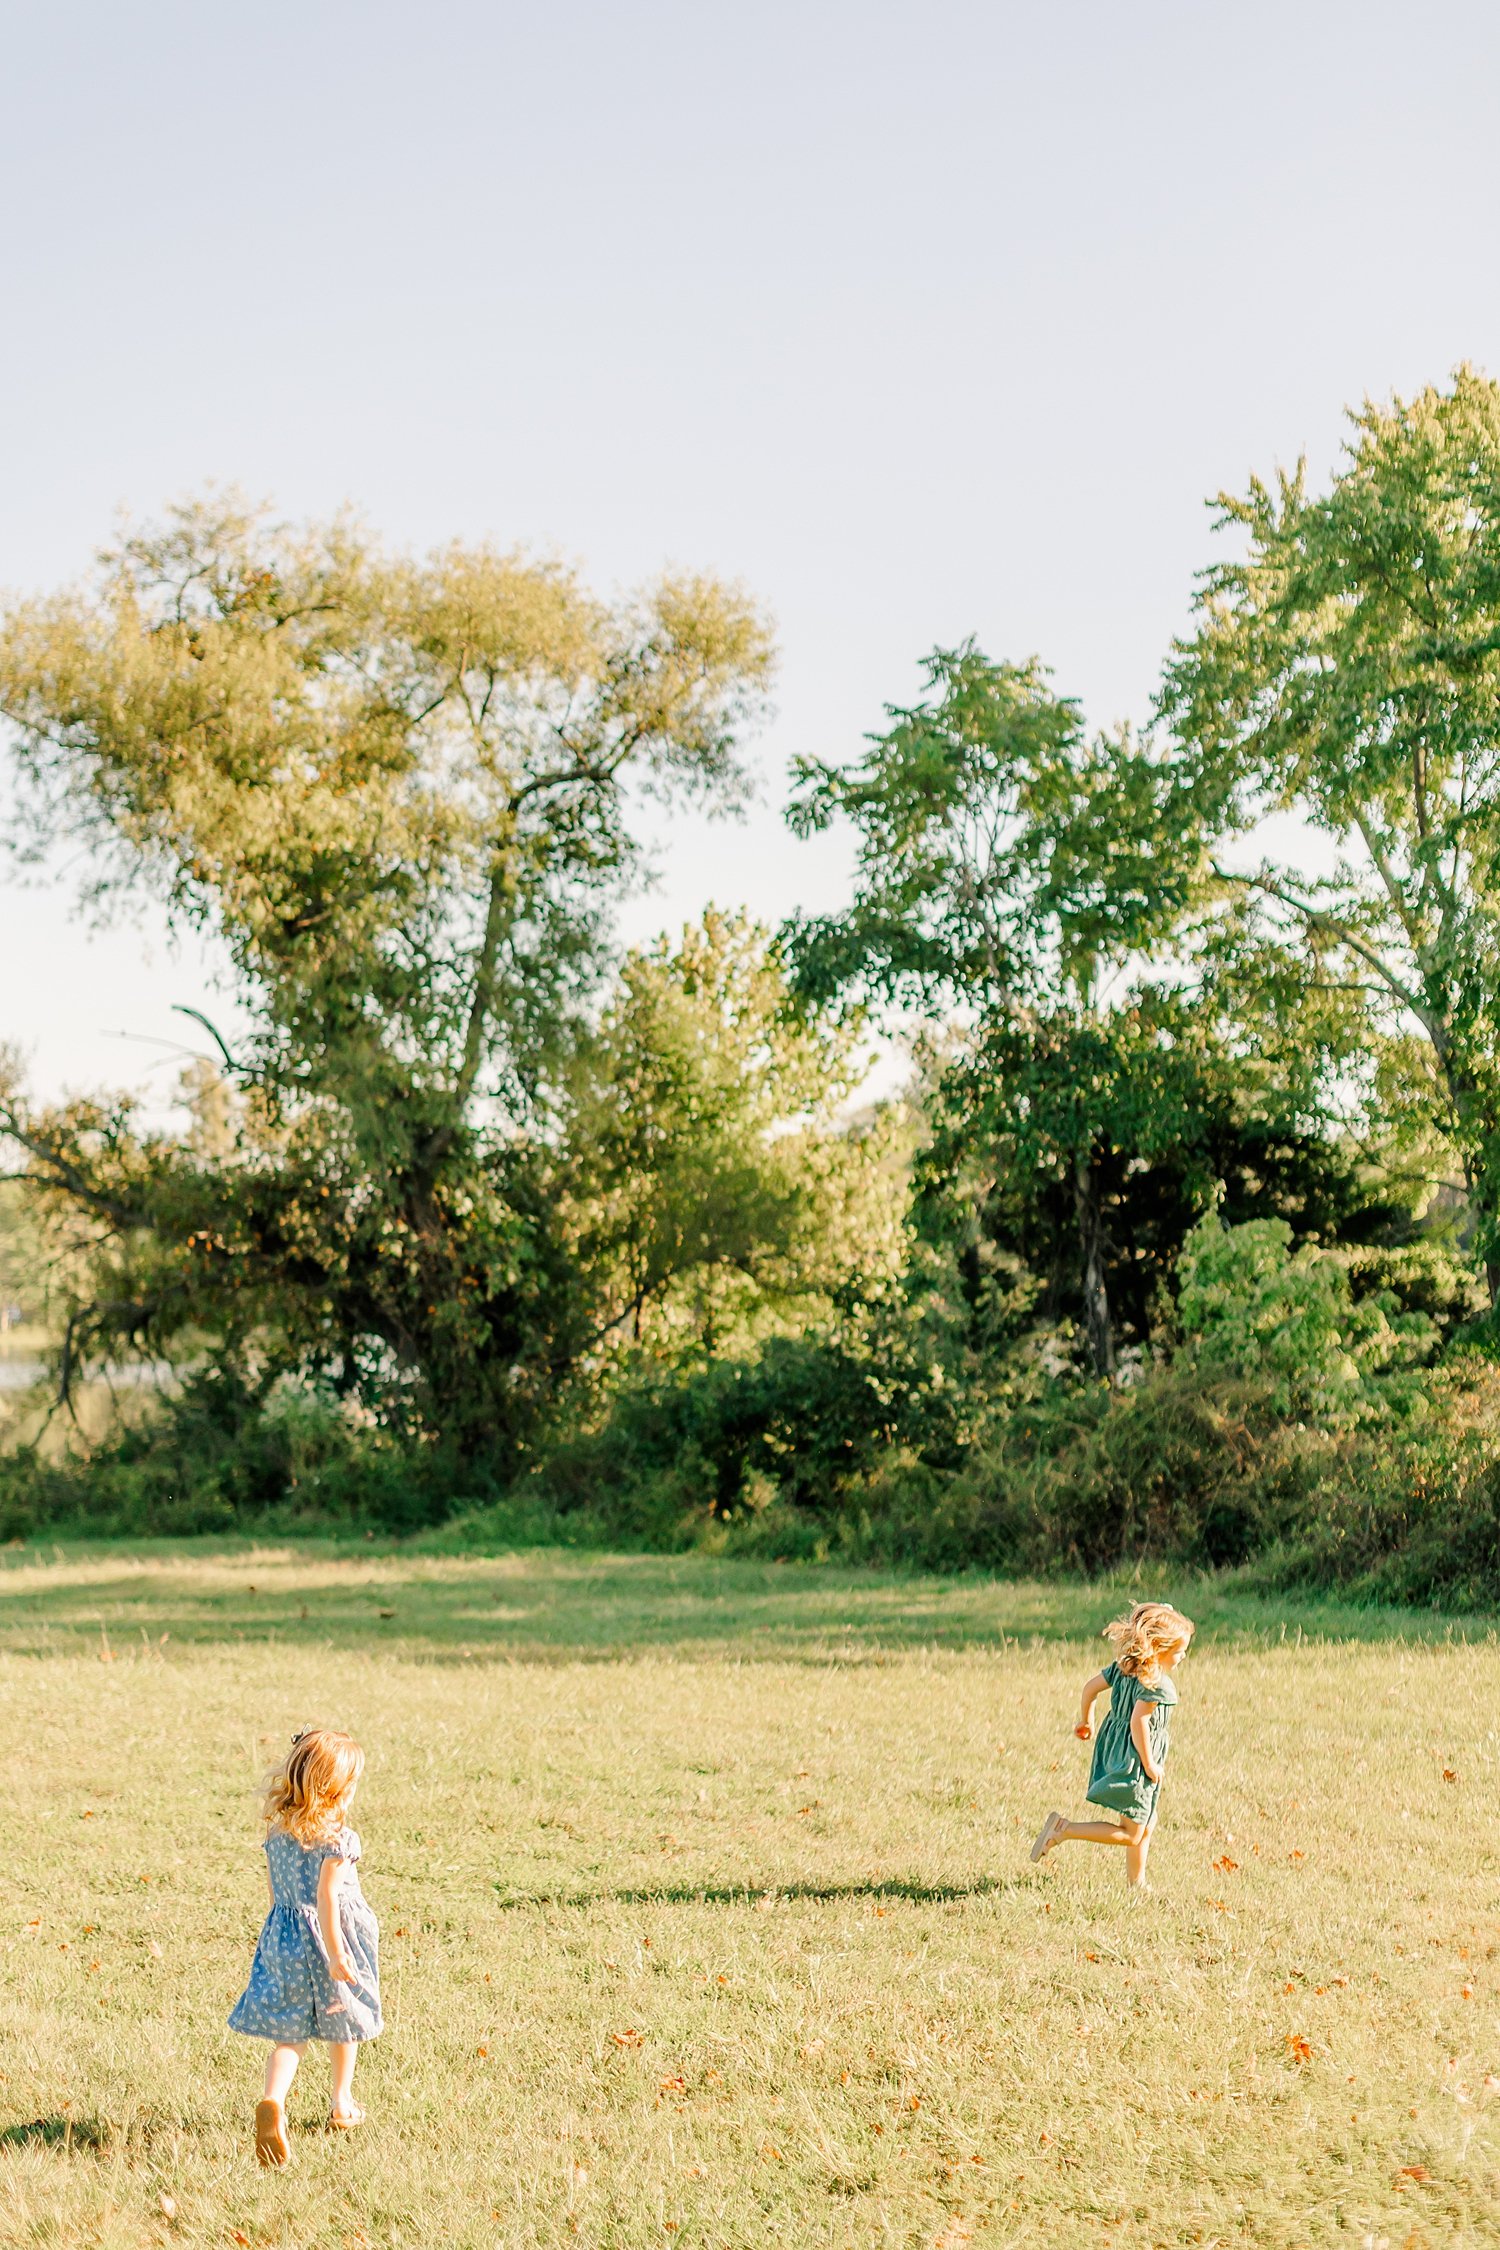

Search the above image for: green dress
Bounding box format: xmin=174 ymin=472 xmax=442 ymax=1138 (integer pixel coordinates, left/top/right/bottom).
xmin=1086 ymin=1661 xmax=1177 ymax=1825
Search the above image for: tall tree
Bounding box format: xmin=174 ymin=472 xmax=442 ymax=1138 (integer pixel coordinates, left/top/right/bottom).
xmin=0 ymin=497 xmax=774 ymax=1443
xmin=1160 ymin=366 xmax=1500 ymax=1292
xmin=786 ymin=643 xmax=1191 ymax=1375
xmin=564 ymin=910 xmax=904 ymax=1361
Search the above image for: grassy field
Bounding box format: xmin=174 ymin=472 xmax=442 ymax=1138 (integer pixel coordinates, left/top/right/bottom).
xmin=0 ymin=1543 xmax=1496 ymax=2248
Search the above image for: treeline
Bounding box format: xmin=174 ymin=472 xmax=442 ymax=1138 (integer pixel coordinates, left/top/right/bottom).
xmin=5 ymin=373 xmax=1500 ymax=1604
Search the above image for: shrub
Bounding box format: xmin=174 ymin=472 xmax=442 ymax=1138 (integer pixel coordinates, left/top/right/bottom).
xmin=1175 ymin=1214 xmax=1429 ymax=1424
xmin=0 ymin=1368 xmax=480 ymax=1539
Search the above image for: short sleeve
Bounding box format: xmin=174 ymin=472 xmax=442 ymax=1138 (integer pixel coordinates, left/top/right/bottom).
xmin=1135 ymin=1676 xmax=1176 ymax=1706
xmin=1101 ymin=1661 xmax=1119 ymax=1686
xmin=317 ymin=1827 xmax=360 ymax=1863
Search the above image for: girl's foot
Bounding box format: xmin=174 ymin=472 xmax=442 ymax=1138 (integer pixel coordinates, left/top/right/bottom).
xmin=328 ymin=2102 xmax=366 ymax=2131
xmin=1030 ymin=1810 xmax=1066 ymax=1862
xmin=255 ymin=2099 xmax=291 ymax=2168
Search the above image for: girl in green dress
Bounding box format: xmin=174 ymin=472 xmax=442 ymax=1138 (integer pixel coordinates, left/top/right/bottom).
xmin=1029 ymin=1602 xmax=1194 ymax=1889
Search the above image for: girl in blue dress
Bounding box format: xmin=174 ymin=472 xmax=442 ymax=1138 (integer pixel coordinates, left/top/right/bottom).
xmin=229 ymin=1727 xmax=381 ymax=2166
xmin=1029 ymin=1602 xmax=1194 ymax=1889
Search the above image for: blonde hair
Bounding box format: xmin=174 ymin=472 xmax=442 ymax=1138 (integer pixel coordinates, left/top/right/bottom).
xmin=1103 ymin=1601 xmax=1195 ymax=1682
xmin=262 ymin=1727 xmax=364 ymax=1845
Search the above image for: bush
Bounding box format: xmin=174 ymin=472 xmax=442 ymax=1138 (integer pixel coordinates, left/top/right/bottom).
xmin=521 ymin=1333 xmax=939 ymax=1539
xmin=1175 ymin=1213 xmax=1430 ymax=1424
xmin=1248 ymin=1352 xmax=1500 ymax=1608
xmin=0 ymin=1368 xmax=485 ymax=1540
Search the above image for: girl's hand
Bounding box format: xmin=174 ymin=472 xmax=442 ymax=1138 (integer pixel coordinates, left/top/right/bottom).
xmin=329 ymin=1956 xmax=356 ymax=1984
xmin=1074 ymin=1724 xmax=1092 ymax=1741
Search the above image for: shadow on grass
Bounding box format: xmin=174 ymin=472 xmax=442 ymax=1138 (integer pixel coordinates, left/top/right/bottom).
xmin=0 ymin=2114 xmax=109 ymax=2152
xmin=493 ymin=1872 xmax=1022 ymax=1911
xmin=0 ymin=1543 xmax=1490 ymax=1661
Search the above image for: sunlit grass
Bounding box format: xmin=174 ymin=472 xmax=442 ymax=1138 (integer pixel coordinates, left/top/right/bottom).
xmin=0 ymin=1543 xmax=1496 ymax=2247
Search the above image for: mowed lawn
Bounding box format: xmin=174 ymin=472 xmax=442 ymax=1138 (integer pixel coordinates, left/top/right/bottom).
xmin=0 ymin=1546 xmax=1496 ymax=2248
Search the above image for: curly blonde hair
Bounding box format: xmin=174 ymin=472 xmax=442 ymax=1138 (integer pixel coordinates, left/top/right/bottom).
xmin=262 ymin=1727 xmax=364 ymax=1845
xmin=1103 ymin=1601 xmax=1195 ymax=1682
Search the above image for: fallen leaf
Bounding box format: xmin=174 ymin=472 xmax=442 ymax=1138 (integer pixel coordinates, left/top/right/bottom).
xmin=1212 ymin=1855 xmax=1239 ymax=1874
xmin=1285 ymin=2033 xmax=1313 ymax=2064
xmin=611 ymin=2028 xmax=643 ymax=2049
xmin=476 ymin=2044 xmax=489 ymax=2057
xmin=1396 ymin=2163 xmax=1430 ymax=2182
xmin=658 ymin=2074 xmax=687 ymax=2098
xmin=1443 ymin=1768 xmax=1458 ymax=1783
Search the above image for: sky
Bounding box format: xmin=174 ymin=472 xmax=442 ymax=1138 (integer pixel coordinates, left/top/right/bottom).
xmin=4 ymin=0 xmax=1500 ymax=1111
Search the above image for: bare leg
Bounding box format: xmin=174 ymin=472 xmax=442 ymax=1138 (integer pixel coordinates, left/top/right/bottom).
xmin=263 ymin=2041 xmax=304 ymax=2104
xmin=255 ymin=2042 xmax=304 ymax=2167
xmin=1050 ymin=1818 xmax=1136 ymax=1847
xmin=328 ymin=2042 xmax=362 ymax=2124
xmin=1124 ymin=1812 xmax=1157 ymax=1888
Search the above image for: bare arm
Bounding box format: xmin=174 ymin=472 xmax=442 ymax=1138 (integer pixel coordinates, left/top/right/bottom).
xmin=1130 ymin=1700 xmax=1163 ymax=1785
xmin=265 ymin=1860 xmax=274 ymax=1911
xmin=317 ymin=1856 xmax=355 ymax=1981
xmin=1075 ymin=1671 xmax=1109 ymax=1740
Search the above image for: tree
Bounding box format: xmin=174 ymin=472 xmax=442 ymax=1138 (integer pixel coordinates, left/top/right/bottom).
xmin=786 ymin=643 xmax=1192 ymax=1375
xmin=561 ymin=910 xmax=905 ymax=1362
xmin=0 ymin=496 xmax=774 ymax=1446
xmin=1160 ymin=367 xmax=1500 ymax=1292
xmin=913 ymin=991 xmax=1389 ymax=1374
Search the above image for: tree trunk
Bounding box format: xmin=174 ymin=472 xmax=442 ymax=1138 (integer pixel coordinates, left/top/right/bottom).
xmin=1072 ymin=1149 xmax=1115 ymax=1381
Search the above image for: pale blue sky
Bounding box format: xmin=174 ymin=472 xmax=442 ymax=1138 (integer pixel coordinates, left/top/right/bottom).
xmin=5 ymin=1 xmax=1500 ymax=1107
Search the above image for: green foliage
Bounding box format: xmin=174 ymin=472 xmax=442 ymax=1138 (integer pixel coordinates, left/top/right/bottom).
xmin=561 ymin=911 xmax=905 ymax=1362
xmin=1161 ymin=366 xmax=1500 ymax=1271
xmin=1175 ymin=1212 xmax=1431 ymax=1424
xmin=787 ymin=644 xmax=1187 ymax=1009
xmin=12 ymin=382 xmax=1500 ymax=1614
xmin=0 ymin=1369 xmax=481 ymax=1542
xmin=0 ymin=500 xmax=775 ymax=1448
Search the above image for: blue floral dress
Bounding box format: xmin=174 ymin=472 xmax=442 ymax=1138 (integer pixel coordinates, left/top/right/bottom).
xmin=229 ymin=1825 xmax=381 ymax=2045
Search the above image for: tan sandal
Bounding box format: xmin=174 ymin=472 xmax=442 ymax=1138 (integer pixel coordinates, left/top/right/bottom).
xmin=327 ymin=2103 xmax=366 ymax=2131
xmin=1029 ymin=1809 xmax=1066 ymax=1863
xmin=255 ymin=2099 xmax=291 ymax=2168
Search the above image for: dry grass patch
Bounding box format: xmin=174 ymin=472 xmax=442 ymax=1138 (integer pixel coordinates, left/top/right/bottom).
xmin=0 ymin=1544 xmax=1495 ymax=2246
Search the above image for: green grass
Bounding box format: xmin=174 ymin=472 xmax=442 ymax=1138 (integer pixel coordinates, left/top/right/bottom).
xmin=0 ymin=1544 xmax=1496 ymax=2248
